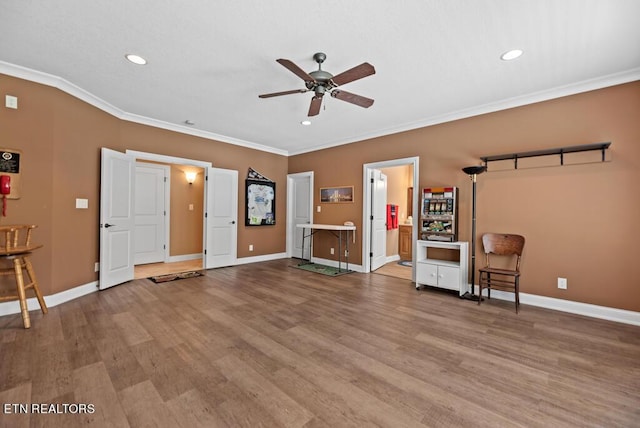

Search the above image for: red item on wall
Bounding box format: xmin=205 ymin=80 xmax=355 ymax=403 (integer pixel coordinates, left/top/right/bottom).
xmin=387 ymin=204 xmax=398 ymax=230
xmin=0 ymin=175 xmax=10 ymax=216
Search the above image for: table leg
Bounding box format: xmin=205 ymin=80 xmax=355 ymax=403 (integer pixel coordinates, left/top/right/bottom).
xmin=346 ymin=231 xmax=350 ymax=272
xmin=338 ymin=231 xmax=342 ymax=272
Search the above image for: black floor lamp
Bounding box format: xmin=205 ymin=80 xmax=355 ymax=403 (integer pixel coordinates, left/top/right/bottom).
xmin=461 ymin=165 xmax=486 ymax=301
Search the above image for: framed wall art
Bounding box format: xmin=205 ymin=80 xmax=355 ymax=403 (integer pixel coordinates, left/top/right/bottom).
xmin=246 ymin=179 xmax=276 ymax=225
xmin=320 ymin=186 xmax=354 ymax=203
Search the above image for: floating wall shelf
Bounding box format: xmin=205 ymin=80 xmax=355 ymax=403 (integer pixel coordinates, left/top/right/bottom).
xmin=481 ymin=142 xmax=611 ymax=170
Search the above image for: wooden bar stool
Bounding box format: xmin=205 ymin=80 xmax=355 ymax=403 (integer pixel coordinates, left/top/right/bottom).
xmin=0 ymin=224 xmax=48 ymax=328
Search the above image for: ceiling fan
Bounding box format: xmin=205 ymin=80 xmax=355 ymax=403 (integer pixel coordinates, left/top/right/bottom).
xmin=259 ymin=52 xmax=375 ymax=117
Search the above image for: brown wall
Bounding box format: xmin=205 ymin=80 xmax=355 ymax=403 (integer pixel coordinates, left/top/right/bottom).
xmin=0 ymin=74 xmax=287 ymax=297
xmin=2 ymin=71 xmax=638 ymax=313
xmin=289 ymin=81 xmax=640 ymax=312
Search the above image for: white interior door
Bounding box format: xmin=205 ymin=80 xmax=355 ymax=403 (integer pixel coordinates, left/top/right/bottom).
xmin=205 ymin=167 xmax=238 ymax=268
xmin=134 ymin=163 xmax=169 ymax=265
xmin=99 ymin=148 xmax=135 ymax=290
xmin=287 ymin=172 xmax=313 ymax=259
xmin=371 ymin=169 xmax=387 ymax=271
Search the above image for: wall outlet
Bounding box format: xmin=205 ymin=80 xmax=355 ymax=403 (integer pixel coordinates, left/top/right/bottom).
xmin=249 ymin=244 xmax=254 ymax=251
xmin=94 ymin=262 xmax=100 ymax=272
xmin=330 ymin=248 xmax=334 ymax=255
xmin=558 ymin=277 xmax=567 ymax=289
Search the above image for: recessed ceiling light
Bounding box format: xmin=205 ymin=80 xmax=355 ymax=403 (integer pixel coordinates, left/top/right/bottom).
xmin=125 ymin=54 xmax=147 ymax=65
xmin=300 ymin=120 xmax=311 ymax=126
xmin=500 ymin=49 xmax=523 ymax=61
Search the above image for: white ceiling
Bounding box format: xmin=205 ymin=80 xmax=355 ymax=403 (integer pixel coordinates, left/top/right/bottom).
xmin=1 ymin=1 xmax=639 ymax=156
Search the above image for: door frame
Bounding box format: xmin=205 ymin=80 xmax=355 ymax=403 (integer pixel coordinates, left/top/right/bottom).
xmin=362 ymin=157 xmax=419 ymax=277
xmin=286 ymin=171 xmax=314 ymax=258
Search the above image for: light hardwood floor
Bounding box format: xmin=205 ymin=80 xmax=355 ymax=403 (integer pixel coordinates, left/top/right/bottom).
xmin=1 ymin=258 xmax=638 ymax=427
xmin=374 ymin=260 xmax=413 ymax=281
xmin=133 ymin=259 xmax=203 ymax=279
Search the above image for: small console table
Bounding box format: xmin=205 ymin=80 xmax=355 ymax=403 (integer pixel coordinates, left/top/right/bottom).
xmin=296 ymin=224 xmax=356 ymax=274
xmin=415 ymin=240 xmax=469 ymax=296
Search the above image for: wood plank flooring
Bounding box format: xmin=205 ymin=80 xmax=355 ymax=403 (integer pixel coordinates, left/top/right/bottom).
xmin=374 ymin=260 xmax=413 ymax=281
xmin=1 ymin=258 xmax=639 ymax=427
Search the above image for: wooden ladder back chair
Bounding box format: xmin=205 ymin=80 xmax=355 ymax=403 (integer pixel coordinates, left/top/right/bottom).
xmin=478 ymin=233 xmax=525 ymax=313
xmin=0 ymin=224 xmax=48 ymax=328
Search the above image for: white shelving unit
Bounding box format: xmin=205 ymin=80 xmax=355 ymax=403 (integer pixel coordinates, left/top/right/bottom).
xmin=415 ymin=240 xmax=469 ymax=296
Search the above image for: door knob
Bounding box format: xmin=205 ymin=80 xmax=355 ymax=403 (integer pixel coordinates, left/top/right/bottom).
xmin=230 ymin=220 xmax=236 ymax=224
xmin=103 ymin=223 xmax=115 ymax=228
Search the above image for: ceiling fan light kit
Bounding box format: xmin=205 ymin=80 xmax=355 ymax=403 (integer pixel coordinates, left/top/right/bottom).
xmin=259 ymin=52 xmax=375 ymax=117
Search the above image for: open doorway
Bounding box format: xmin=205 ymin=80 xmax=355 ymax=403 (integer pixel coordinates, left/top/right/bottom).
xmin=286 ymin=171 xmax=314 ymax=260
xmin=100 ymin=148 xmax=238 ymax=290
xmin=362 ymin=157 xmax=419 ymax=281
xmin=132 ymin=161 xmax=205 ymax=279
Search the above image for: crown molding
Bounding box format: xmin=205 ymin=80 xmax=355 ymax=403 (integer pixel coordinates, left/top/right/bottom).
xmin=3 ymin=61 xmax=638 ymax=158
xmin=288 ymin=68 xmax=640 ymax=155
xmin=0 ymin=61 xmax=288 ymax=157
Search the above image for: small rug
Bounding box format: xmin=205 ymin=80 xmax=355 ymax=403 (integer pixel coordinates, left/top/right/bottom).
xmin=292 ymin=263 xmax=352 ymax=276
xmin=398 ymin=260 xmax=412 ymax=267
xmin=148 ymin=271 xmax=203 ymax=284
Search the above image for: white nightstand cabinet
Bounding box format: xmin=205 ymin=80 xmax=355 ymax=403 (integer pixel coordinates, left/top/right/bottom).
xmin=415 ymin=240 xmax=469 ymax=296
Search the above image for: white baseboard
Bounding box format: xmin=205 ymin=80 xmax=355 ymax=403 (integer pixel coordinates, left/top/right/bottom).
xmin=167 ymin=253 xmax=203 ymax=263
xmin=474 ymin=286 xmax=640 ymax=326
xmin=234 ymin=252 xmax=288 ymax=265
xmin=0 ymin=281 xmax=99 ymax=317
xmin=386 ymin=254 xmax=401 ymax=264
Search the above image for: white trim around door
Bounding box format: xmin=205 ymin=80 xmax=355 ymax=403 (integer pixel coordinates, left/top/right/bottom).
xmin=286 ymin=171 xmax=314 ymax=259
xmin=362 ymin=157 xmax=419 ymax=278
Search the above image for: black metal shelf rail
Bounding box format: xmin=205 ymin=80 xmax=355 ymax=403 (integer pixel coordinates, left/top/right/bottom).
xmin=480 ymin=142 xmax=611 ymax=170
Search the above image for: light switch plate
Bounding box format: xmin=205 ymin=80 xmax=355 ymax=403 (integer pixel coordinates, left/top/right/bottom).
xmin=5 ymin=95 xmax=18 ymax=109
xmin=75 ymin=198 xmax=89 ymax=209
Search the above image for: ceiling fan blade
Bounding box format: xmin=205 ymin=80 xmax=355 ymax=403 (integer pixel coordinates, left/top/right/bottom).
xmin=331 ymin=90 xmax=374 ymax=108
xmin=259 ymin=89 xmax=308 ymax=98
xmin=308 ymin=95 xmax=323 ymax=116
xmin=331 ymin=62 xmax=375 ymax=86
xmin=276 ymin=59 xmax=315 ymax=82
